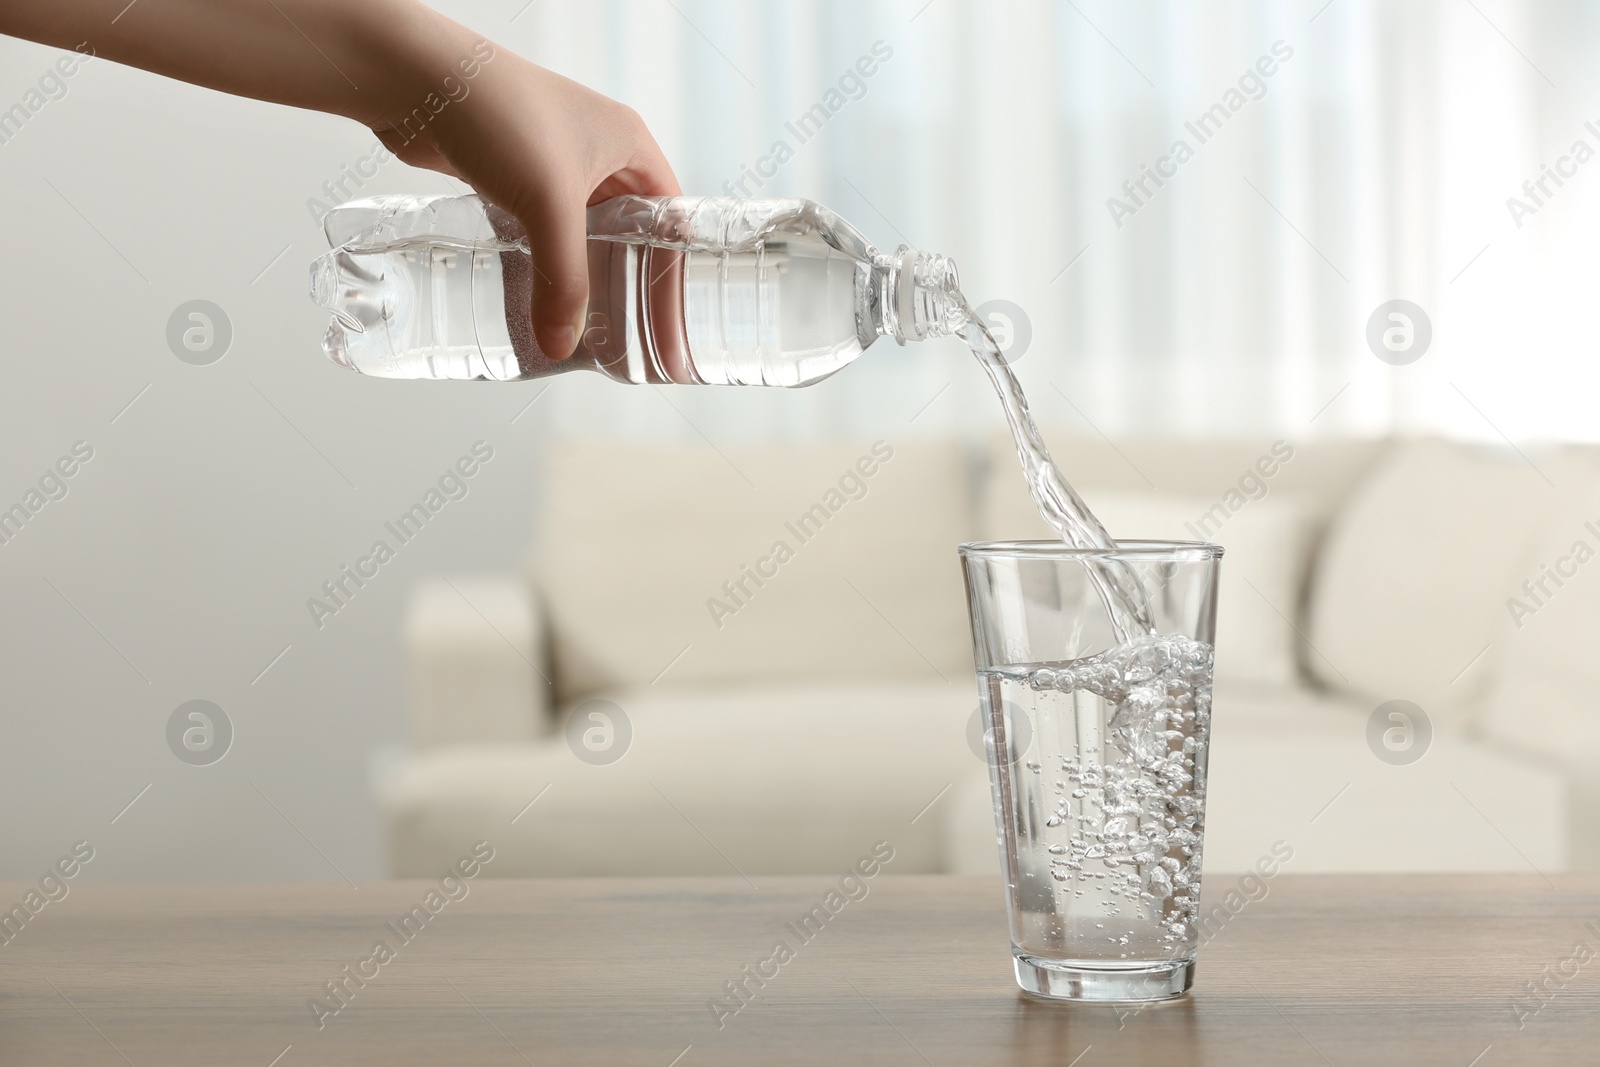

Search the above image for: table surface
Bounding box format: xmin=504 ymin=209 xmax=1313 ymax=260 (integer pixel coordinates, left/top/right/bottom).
xmin=3 ymin=874 xmax=1596 ymax=1066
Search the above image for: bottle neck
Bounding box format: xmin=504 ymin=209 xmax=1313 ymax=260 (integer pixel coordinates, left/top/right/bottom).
xmin=871 ymin=246 xmax=962 ymax=345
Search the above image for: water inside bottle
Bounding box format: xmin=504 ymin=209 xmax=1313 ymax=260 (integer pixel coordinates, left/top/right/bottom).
xmin=312 ymin=197 xmax=871 ymax=386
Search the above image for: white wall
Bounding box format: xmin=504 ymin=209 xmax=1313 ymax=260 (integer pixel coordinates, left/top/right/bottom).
xmin=1 ymin=0 xmax=1596 ymax=880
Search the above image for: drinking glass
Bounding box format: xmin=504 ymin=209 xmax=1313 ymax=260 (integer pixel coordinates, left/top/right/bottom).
xmin=959 ymin=540 xmax=1222 ymax=1001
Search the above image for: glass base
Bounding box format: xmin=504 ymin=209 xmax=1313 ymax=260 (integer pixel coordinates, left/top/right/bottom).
xmin=1013 ymin=954 xmax=1195 ymax=1001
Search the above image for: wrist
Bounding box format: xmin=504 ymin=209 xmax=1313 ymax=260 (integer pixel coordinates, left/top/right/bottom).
xmin=332 ymin=0 xmax=485 ymax=130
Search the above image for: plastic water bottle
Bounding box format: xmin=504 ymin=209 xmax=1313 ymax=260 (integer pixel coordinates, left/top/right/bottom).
xmin=309 ymin=194 xmax=963 ymax=385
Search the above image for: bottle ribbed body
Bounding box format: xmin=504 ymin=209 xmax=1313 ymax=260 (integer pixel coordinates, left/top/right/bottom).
xmin=309 ymin=195 xmax=958 ymax=386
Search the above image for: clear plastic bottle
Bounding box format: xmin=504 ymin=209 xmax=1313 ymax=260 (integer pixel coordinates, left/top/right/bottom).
xmin=309 ymin=194 xmax=963 ymax=385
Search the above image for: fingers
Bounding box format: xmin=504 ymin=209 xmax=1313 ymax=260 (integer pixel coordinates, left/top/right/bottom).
xmin=518 ymin=109 xmax=677 ymax=360
xmin=590 ymin=109 xmax=682 ymax=201
xmin=376 ymin=75 xmax=677 ymax=363
xmin=620 ymin=111 xmax=683 ymax=196
xmin=631 ymin=131 xmax=683 ymax=196
xmin=517 ymin=192 xmax=589 ymax=361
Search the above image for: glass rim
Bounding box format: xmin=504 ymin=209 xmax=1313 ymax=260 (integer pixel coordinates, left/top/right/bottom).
xmin=958 ymin=538 xmax=1224 ymax=561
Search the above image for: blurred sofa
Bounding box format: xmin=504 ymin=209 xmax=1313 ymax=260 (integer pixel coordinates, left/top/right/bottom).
xmin=378 ymin=434 xmax=1595 ymax=876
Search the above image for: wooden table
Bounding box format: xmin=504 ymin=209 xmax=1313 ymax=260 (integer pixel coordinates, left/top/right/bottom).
xmin=3 ymin=874 xmax=1596 ymax=1065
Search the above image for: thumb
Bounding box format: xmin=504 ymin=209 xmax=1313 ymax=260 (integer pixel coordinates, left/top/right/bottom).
xmin=517 ymin=195 xmax=589 ymax=361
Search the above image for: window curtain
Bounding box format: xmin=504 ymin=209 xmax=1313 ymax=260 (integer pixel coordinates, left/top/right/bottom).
xmin=508 ymin=0 xmax=1595 ymax=444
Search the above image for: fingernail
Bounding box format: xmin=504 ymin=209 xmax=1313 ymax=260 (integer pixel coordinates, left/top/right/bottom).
xmin=570 ymin=302 xmax=589 ymax=352
xmin=543 ymin=325 xmax=576 ymax=361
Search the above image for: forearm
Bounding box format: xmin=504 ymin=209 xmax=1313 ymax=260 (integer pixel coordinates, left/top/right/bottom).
xmin=0 ymin=0 xmax=468 ymax=127
xmin=2 ymin=0 xmax=681 ymax=363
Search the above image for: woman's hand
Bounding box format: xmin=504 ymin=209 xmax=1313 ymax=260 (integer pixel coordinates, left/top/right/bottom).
xmin=372 ymin=32 xmax=680 ymax=360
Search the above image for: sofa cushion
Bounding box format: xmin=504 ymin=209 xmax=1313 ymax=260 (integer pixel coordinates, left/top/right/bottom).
xmin=1201 ymin=686 xmax=1566 ymax=872
xmin=1480 ymin=449 xmax=1600 ymax=762
xmin=1305 ymin=439 xmax=1563 ymax=726
xmin=530 ymin=439 xmax=976 ymax=700
xmin=379 ymin=680 xmax=978 ymax=877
